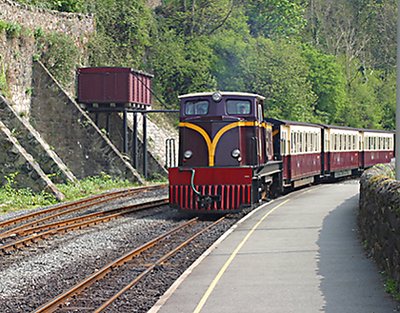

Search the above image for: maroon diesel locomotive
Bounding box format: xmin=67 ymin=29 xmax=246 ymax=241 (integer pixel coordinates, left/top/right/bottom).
xmin=168 ymin=92 xmax=282 ymax=212
xmin=168 ymin=91 xmax=395 ymax=213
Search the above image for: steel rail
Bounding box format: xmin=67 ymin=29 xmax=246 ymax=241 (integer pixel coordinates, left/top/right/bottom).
xmin=0 ymin=198 xmax=169 ymax=254
xmin=94 ymin=216 xmax=225 ymax=313
xmin=0 ymin=184 xmax=167 ymax=238
xmin=1 ymin=197 xmax=168 ymax=240
xmin=32 ymin=218 xmax=199 ymax=313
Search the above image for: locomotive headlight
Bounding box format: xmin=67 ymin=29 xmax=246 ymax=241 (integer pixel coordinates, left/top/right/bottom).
xmin=184 ymin=150 xmax=193 ymax=159
xmin=231 ymin=149 xmax=241 ymax=158
xmin=212 ymin=91 xmax=222 ymax=102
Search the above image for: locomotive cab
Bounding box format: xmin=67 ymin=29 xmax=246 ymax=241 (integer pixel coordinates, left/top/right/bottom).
xmin=178 ymin=91 xmax=270 ymax=168
xmin=169 ymin=91 xmax=282 ymax=213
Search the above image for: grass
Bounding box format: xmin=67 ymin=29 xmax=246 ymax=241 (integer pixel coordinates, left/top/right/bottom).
xmin=0 ymin=173 xmax=138 ymax=215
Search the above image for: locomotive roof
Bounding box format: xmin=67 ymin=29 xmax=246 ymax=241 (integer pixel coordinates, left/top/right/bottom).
xmin=178 ymin=91 xmax=266 ymax=100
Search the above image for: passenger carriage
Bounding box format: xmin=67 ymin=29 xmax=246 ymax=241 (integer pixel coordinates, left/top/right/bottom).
xmin=266 ymin=118 xmax=322 ymax=188
xmin=321 ymin=125 xmax=361 ymax=178
xmin=361 ymin=130 xmax=394 ymax=168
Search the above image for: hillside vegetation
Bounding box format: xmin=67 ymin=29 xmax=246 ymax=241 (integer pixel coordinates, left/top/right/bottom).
xmin=15 ymin=0 xmax=397 ymax=129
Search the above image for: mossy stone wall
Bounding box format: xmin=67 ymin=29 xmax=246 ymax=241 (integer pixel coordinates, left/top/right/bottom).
xmin=359 ymin=163 xmax=400 ymax=292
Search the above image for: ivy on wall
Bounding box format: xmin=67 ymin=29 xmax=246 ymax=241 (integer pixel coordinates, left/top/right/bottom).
xmin=36 ymin=32 xmax=80 ymax=86
xmin=0 ymin=55 xmax=9 ymax=98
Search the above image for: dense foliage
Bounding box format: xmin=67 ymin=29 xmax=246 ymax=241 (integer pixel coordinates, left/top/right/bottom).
xmin=13 ymin=0 xmax=397 ymax=129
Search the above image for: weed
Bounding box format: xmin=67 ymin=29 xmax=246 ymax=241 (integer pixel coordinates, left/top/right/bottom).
xmin=0 ymin=20 xmax=7 ymax=33
xmin=385 ymin=279 xmax=400 ymax=301
xmin=34 ymin=27 xmax=44 ymax=39
xmin=0 ymin=173 xmax=138 ymax=214
xmin=5 ymin=23 xmax=22 ymax=39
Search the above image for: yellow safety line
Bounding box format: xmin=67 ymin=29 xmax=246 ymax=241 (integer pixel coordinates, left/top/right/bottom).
xmin=192 ymin=198 xmax=291 ymax=313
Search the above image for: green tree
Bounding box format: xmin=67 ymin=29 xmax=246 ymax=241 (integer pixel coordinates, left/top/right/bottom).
xmin=150 ymin=30 xmax=216 ymax=106
xmin=156 ymin=0 xmax=235 ymax=36
xmin=242 ymin=38 xmax=316 ymax=122
xmin=87 ymin=0 xmax=154 ymax=68
xmin=246 ymin=0 xmax=306 ymax=38
xmin=302 ymin=45 xmax=346 ymax=124
xmin=209 ymin=8 xmax=252 ymax=91
xmin=335 ymin=57 xmax=384 ymax=129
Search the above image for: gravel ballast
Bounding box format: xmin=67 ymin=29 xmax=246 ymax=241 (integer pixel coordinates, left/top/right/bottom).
xmin=0 ymin=188 xmax=239 ymax=313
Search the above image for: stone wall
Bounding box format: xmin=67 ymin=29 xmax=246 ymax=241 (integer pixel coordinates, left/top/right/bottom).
xmin=0 ymin=0 xmax=94 ymax=45
xmin=359 ymin=163 xmax=400 ymax=292
xmin=0 ymin=120 xmax=64 ymax=200
xmin=0 ymin=94 xmax=76 ymax=183
xmin=30 ymin=61 xmax=143 ymax=183
xmin=0 ymin=31 xmax=36 ymax=114
xmin=0 ymin=0 xmax=94 ymax=114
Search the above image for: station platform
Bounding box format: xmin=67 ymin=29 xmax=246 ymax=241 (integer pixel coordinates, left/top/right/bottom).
xmin=150 ymin=181 xmax=399 ymax=313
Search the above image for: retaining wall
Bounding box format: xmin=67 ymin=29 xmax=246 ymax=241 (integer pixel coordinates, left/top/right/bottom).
xmin=0 ymin=0 xmax=94 ymax=114
xmin=0 ymin=94 xmax=76 ymax=183
xmin=359 ymin=163 xmax=400 ymax=292
xmin=0 ymin=0 xmax=94 ymax=45
xmin=0 ymin=120 xmax=64 ymax=200
xmin=30 ymin=61 xmax=143 ymax=183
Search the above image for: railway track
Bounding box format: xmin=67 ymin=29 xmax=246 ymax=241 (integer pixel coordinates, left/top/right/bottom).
xmin=33 ymin=217 xmax=225 ymax=313
xmin=0 ymin=185 xmax=168 ymax=254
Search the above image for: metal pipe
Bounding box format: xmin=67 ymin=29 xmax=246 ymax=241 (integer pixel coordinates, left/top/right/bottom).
xmin=143 ymin=113 xmax=148 ymax=178
xmin=132 ymin=113 xmax=138 ymax=168
xmin=190 ymin=169 xmax=201 ymax=196
xmin=123 ymin=109 xmax=128 ymax=154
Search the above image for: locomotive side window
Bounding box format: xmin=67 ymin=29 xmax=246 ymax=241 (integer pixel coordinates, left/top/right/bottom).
xmin=257 ymin=103 xmax=264 ymax=121
xmin=226 ymin=100 xmax=251 ymax=115
xmin=185 ymin=100 xmax=209 ymax=115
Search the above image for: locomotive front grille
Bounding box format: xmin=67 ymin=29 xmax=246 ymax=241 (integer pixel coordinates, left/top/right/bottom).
xmin=169 ymin=184 xmax=251 ymax=212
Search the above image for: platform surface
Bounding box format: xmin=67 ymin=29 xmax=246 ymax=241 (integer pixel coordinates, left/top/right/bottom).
xmin=151 ymin=182 xmax=400 ymax=313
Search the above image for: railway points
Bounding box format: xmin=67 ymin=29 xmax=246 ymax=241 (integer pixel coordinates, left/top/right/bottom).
xmin=151 ymin=182 xmax=399 ymax=313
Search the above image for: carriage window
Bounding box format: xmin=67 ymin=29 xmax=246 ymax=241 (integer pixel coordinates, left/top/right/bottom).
xmin=185 ymin=100 xmax=209 ymax=115
xmin=346 ymin=135 xmax=350 ymax=150
xmin=305 ymin=133 xmax=308 ymax=152
xmin=291 ymin=133 xmax=294 ymax=153
xmin=333 ymin=134 xmax=336 ymax=150
xmin=300 ymin=133 xmax=304 ymax=152
xmin=227 ymin=100 xmax=251 ymax=115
